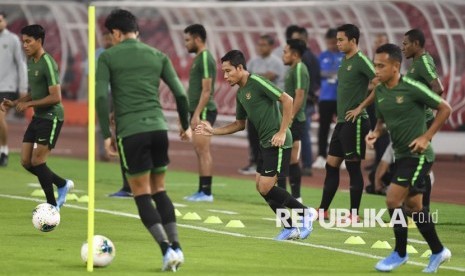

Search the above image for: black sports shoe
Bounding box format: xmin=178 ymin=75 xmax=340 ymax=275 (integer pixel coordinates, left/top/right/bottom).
xmin=0 ymin=153 xmax=8 ymax=167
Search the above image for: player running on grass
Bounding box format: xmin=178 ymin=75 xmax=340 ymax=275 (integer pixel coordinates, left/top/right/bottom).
xmin=367 ymin=43 xmax=451 ymax=273
xmin=1 ymin=24 xmax=73 ymax=211
xmin=96 ymin=9 xmax=190 ymax=272
xmin=196 ymin=49 xmax=315 ymax=241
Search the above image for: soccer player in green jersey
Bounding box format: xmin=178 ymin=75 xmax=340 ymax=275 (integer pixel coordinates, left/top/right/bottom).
xmin=183 ymin=24 xmax=217 ymax=202
xmin=96 ymin=10 xmax=190 ymax=271
xmin=317 ymin=24 xmax=375 ymax=222
xmin=277 ymin=39 xmax=310 ymax=202
xmin=402 ymin=28 xmax=444 ymax=212
xmin=1 ymin=24 xmax=73 ymax=211
xmin=368 ymin=43 xmax=451 ymax=273
xmin=196 ymin=50 xmax=315 ymax=240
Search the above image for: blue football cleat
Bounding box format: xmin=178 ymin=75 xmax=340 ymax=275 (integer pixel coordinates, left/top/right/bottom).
xmin=185 ymin=191 xmax=213 ymax=202
xmin=375 ymin=251 xmax=408 ymax=272
xmin=275 ymin=227 xmax=300 ymax=240
xmin=422 ymin=247 xmax=451 ymax=273
xmin=56 ymin=179 xmax=74 ymax=208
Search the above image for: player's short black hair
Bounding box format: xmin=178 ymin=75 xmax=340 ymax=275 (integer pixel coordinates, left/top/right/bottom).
xmin=286 ymin=39 xmax=307 ymax=57
xmin=337 ymin=24 xmax=360 ymax=44
xmin=21 ymin=24 xmax=46 ymax=45
xmin=259 ymin=34 xmax=274 ymax=46
xmin=376 ymin=43 xmax=402 ymax=64
xmin=285 ymin=25 xmax=300 ymax=40
xmin=184 ymin=24 xmax=207 ymax=42
xmin=0 ymin=11 xmax=7 ymax=18
xmin=221 ymin=50 xmax=247 ymax=70
xmin=297 ymin=27 xmax=308 ymax=40
xmin=405 ymin=28 xmax=425 ymax=48
xmin=325 ymin=28 xmax=337 ymax=39
xmin=105 ymin=9 xmax=138 ymax=34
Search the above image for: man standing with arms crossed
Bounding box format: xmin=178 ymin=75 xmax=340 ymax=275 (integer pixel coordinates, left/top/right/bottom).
xmin=0 ymin=11 xmax=28 ymax=166
xmin=183 ymin=24 xmax=217 ymax=202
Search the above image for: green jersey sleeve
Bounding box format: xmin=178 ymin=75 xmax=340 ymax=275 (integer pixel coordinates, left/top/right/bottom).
xmin=95 ymin=52 xmax=111 ymax=139
xmin=236 ymin=94 xmax=247 ymax=120
xmin=43 ymin=54 xmax=60 ymax=86
xmin=404 ymin=77 xmax=442 ymax=110
xmin=418 ymin=55 xmax=439 ymax=84
xmin=250 ymin=75 xmax=283 ymax=101
xmin=200 ymin=51 xmax=215 ymax=79
xmin=373 ymin=86 xmax=384 ymax=120
xmin=296 ymin=62 xmax=310 ymax=90
xmin=160 ymin=55 xmax=190 ymax=130
xmin=358 ymin=52 xmax=376 ymax=81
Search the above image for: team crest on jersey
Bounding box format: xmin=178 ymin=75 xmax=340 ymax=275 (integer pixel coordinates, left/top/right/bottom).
xmin=396 ymin=96 xmax=404 ymax=104
xmin=245 ymin=92 xmax=251 ymax=100
xmin=2 ymin=44 xmax=7 ymax=49
xmin=410 ymin=68 xmax=415 ymax=73
xmin=347 ymin=65 xmax=352 ymax=71
xmin=34 ymin=70 xmax=39 ymax=77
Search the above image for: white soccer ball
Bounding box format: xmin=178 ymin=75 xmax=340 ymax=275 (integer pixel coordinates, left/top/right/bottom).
xmin=32 ymin=203 xmax=60 ymax=232
xmin=81 ymin=235 xmax=116 ymax=267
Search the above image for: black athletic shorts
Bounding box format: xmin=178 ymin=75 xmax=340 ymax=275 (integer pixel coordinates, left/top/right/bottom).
xmin=0 ymin=91 xmax=19 ymax=101
xmin=190 ymin=109 xmax=217 ymax=126
xmin=391 ymin=157 xmax=433 ymax=195
xmin=23 ymin=116 xmax=63 ymax=149
xmin=328 ymin=117 xmax=370 ymax=159
xmin=256 ymin=146 xmax=291 ymax=177
xmin=117 ymin=130 xmax=170 ymax=176
xmin=290 ymin=120 xmax=305 ymax=142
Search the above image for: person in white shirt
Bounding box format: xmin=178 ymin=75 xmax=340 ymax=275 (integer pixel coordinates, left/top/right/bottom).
xmin=0 ymin=11 xmax=28 ymax=167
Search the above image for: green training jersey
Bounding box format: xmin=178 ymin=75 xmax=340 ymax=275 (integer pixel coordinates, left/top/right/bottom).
xmin=96 ymin=39 xmax=189 ymax=139
xmin=337 ymin=51 xmax=375 ymax=123
xmin=236 ymin=74 xmax=292 ymax=149
xmin=27 ymin=53 xmax=64 ymax=121
xmin=374 ymin=76 xmax=442 ymax=162
xmin=405 ymin=52 xmax=439 ymax=122
xmin=187 ymin=50 xmax=217 ymax=112
xmin=284 ymin=61 xmax=309 ymax=122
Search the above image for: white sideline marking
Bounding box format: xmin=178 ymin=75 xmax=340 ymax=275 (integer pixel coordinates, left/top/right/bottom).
xmin=207 ymin=209 xmax=238 ymax=215
xmin=262 ymin=218 xmax=366 ymax=234
xmin=325 ymin=227 xmax=365 ymax=234
xmin=1 ymin=193 xmax=464 ymax=273
xmin=173 ymin=203 xmax=188 ymax=208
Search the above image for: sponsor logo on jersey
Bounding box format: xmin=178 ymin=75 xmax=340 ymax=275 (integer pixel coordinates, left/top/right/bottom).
xmin=396 ymin=96 xmax=404 ymax=104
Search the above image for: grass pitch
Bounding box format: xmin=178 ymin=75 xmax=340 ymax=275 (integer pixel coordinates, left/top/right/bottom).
xmin=0 ymin=154 xmax=464 ymax=275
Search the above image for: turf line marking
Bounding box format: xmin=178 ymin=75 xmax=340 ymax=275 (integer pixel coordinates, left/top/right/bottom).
xmin=207 ymin=209 xmax=238 ymax=215
xmin=261 ymin=218 xmax=366 ymax=234
xmin=1 ymin=193 xmax=464 ymax=273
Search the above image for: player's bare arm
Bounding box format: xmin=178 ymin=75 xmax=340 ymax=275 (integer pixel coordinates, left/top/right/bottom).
xmin=191 ymin=78 xmax=212 ymax=129
xmin=366 ymin=118 xmax=386 ymax=149
xmin=430 ymin=78 xmax=444 ymax=96
xmin=345 ymin=78 xmax=379 ymax=122
xmin=409 ymin=99 xmax=451 ymax=153
xmin=16 ymin=85 xmax=61 ymax=112
xmin=292 ymin=88 xmax=304 ymax=120
xmin=272 ymin=92 xmax=292 ymax=147
xmin=196 ymin=119 xmax=245 ymax=136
